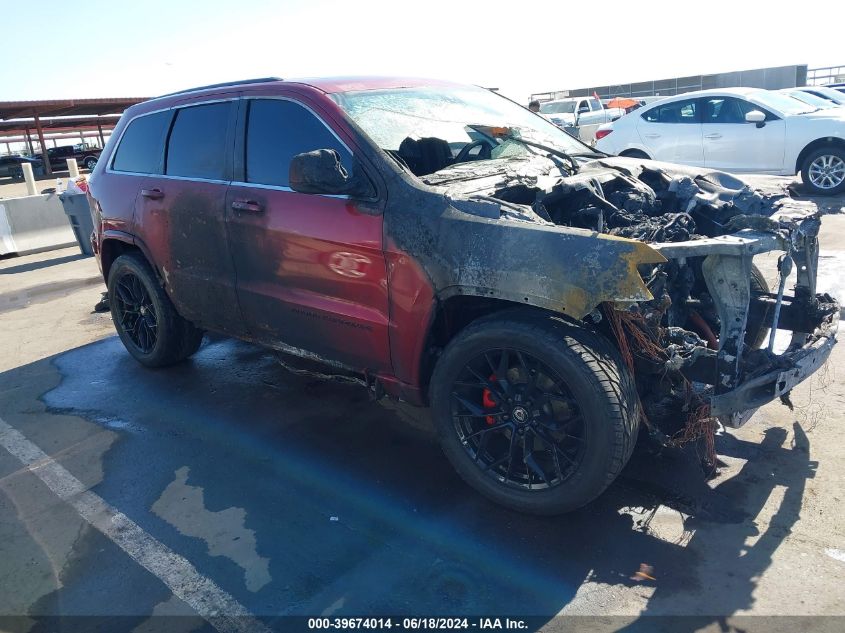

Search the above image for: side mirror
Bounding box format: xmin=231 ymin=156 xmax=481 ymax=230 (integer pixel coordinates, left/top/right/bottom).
xmin=289 ymin=149 xmax=371 ymax=197
xmin=578 ymin=104 xmax=590 ymax=114
xmin=745 ymin=110 xmax=766 ymax=127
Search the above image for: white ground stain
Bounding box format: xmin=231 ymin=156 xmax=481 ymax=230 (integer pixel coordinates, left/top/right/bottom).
xmin=825 ymin=548 xmax=845 ymax=564
xmin=151 ymin=467 xmax=271 ymax=592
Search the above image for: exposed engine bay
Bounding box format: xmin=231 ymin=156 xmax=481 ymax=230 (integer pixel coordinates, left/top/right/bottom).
xmin=422 ymin=154 xmax=839 ymax=475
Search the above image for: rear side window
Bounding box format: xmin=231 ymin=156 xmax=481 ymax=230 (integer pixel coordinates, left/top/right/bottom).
xmin=641 ymin=98 xmax=699 ymax=124
xmin=166 ymin=102 xmax=231 ymax=180
xmin=112 ymin=111 xmax=171 ymax=173
xmin=245 ymin=99 xmax=352 ymax=187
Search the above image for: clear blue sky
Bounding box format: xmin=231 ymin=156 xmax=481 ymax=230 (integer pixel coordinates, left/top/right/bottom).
xmin=1 ymin=0 xmax=842 ymax=104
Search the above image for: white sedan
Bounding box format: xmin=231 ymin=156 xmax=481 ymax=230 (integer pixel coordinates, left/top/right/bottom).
xmin=595 ymin=87 xmax=845 ymax=195
xmin=795 ymin=85 xmax=845 ymax=106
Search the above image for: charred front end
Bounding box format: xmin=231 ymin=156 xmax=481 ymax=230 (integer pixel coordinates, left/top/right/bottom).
xmin=420 ymin=156 xmax=838 ymax=445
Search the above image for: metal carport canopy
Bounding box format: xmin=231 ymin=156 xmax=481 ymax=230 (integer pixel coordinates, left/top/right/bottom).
xmin=0 ymin=97 xmax=148 ymax=174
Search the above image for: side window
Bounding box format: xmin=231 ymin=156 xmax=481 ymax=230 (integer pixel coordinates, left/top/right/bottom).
xmin=642 ymin=106 xmax=659 ymax=122
xmin=112 ymin=110 xmax=171 ymax=173
xmin=245 ymin=99 xmax=352 ymax=188
xmin=589 ymin=98 xmax=602 ymax=111
xmin=641 ymin=99 xmax=699 ymax=124
xmin=166 ymin=102 xmax=231 ymax=180
xmin=703 ymin=97 xmax=747 ymax=124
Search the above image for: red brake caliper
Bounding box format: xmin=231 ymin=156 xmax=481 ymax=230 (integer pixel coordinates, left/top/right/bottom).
xmin=482 ymin=374 xmax=497 ymax=425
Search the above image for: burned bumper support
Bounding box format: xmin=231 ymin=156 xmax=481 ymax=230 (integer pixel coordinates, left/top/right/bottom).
xmin=710 ymin=308 xmax=837 ymax=424
xmin=653 ymin=222 xmax=838 ymax=427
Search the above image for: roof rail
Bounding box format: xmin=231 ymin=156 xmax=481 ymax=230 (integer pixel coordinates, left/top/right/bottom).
xmin=154 ymin=77 xmax=283 ymax=100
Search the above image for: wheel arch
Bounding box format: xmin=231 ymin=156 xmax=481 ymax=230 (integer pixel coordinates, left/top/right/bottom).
xmin=100 ymin=234 xmax=161 ymax=286
xmin=418 ymin=293 xmax=577 ymax=396
xmin=795 ymin=136 xmax=845 ymax=174
xmin=619 ymin=148 xmax=651 ymax=159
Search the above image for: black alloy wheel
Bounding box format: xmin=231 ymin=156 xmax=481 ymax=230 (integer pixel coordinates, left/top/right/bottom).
xmin=107 ymin=252 xmax=204 ymax=367
xmin=112 ymin=270 xmax=158 ymax=354
xmin=450 ymin=347 xmax=587 ymax=490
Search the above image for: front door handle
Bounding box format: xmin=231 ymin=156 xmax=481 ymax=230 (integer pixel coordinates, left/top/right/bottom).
xmin=231 ymin=199 xmax=263 ymax=213
xmin=140 ymin=188 xmax=164 ymax=200
xmin=704 ymin=133 xmax=722 ymax=139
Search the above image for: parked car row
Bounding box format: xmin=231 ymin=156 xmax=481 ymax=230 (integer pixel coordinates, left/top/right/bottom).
xmin=0 ymin=144 xmax=102 ymax=179
xmin=594 ymin=86 xmax=845 ymax=195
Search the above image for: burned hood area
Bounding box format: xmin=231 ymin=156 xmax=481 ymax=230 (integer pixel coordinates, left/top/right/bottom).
xmin=412 ymin=155 xmax=838 ymax=491
xmin=424 ymin=155 xmax=805 ymax=243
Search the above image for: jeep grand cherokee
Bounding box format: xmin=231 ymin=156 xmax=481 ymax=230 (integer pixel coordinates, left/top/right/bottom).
xmin=87 ymin=76 xmax=837 ymax=514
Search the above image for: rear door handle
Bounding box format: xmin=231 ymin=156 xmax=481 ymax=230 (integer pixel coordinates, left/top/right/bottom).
xmin=140 ymin=188 xmax=164 ymax=200
xmin=643 ymin=133 xmax=661 ymax=139
xmin=705 ymin=133 xmax=722 ymax=139
xmin=231 ymin=199 xmax=263 ymax=213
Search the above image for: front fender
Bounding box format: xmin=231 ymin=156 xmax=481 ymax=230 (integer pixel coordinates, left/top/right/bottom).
xmin=435 ymin=209 xmax=665 ymax=319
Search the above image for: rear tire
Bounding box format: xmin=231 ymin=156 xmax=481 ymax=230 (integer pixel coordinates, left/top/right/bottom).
xmin=430 ymin=311 xmax=639 ymax=515
xmin=108 ymin=253 xmax=203 ymax=367
xmin=801 ymin=146 xmax=845 ymax=195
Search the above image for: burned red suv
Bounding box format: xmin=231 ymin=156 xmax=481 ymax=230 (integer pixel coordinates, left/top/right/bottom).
xmin=88 ymin=76 xmax=837 ymax=514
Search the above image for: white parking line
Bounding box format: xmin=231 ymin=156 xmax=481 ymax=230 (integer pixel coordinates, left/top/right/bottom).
xmin=0 ymin=415 xmax=270 ymax=633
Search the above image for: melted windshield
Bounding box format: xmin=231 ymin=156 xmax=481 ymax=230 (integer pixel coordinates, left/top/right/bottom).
xmin=331 ymin=85 xmax=587 ymax=176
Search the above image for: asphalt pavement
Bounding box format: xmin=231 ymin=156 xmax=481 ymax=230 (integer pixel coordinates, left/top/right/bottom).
xmin=1 ymin=206 xmax=845 ymax=632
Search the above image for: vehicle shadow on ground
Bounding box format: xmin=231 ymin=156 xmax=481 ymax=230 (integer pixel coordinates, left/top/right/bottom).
xmin=0 ymin=253 xmax=87 ymax=275
xmin=0 ymin=335 xmax=814 ymax=627
xmin=617 ymin=424 xmax=815 ymax=632
xmin=785 ymin=181 xmax=844 ymax=215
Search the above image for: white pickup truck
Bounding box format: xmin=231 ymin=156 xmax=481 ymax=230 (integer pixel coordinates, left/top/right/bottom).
xmin=539 ymin=96 xmax=625 ymax=143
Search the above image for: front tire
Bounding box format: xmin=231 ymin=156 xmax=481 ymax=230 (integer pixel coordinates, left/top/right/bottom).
xmin=801 ymin=146 xmax=845 ymax=195
xmin=84 ymin=156 xmax=98 ymax=171
xmin=108 ymin=253 xmax=204 ymax=367
xmin=430 ymin=311 xmax=639 ymax=515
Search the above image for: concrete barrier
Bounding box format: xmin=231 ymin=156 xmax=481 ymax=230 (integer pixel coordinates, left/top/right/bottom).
xmin=21 ymin=162 xmax=38 ymax=196
xmin=0 ymin=194 xmax=77 ymax=256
